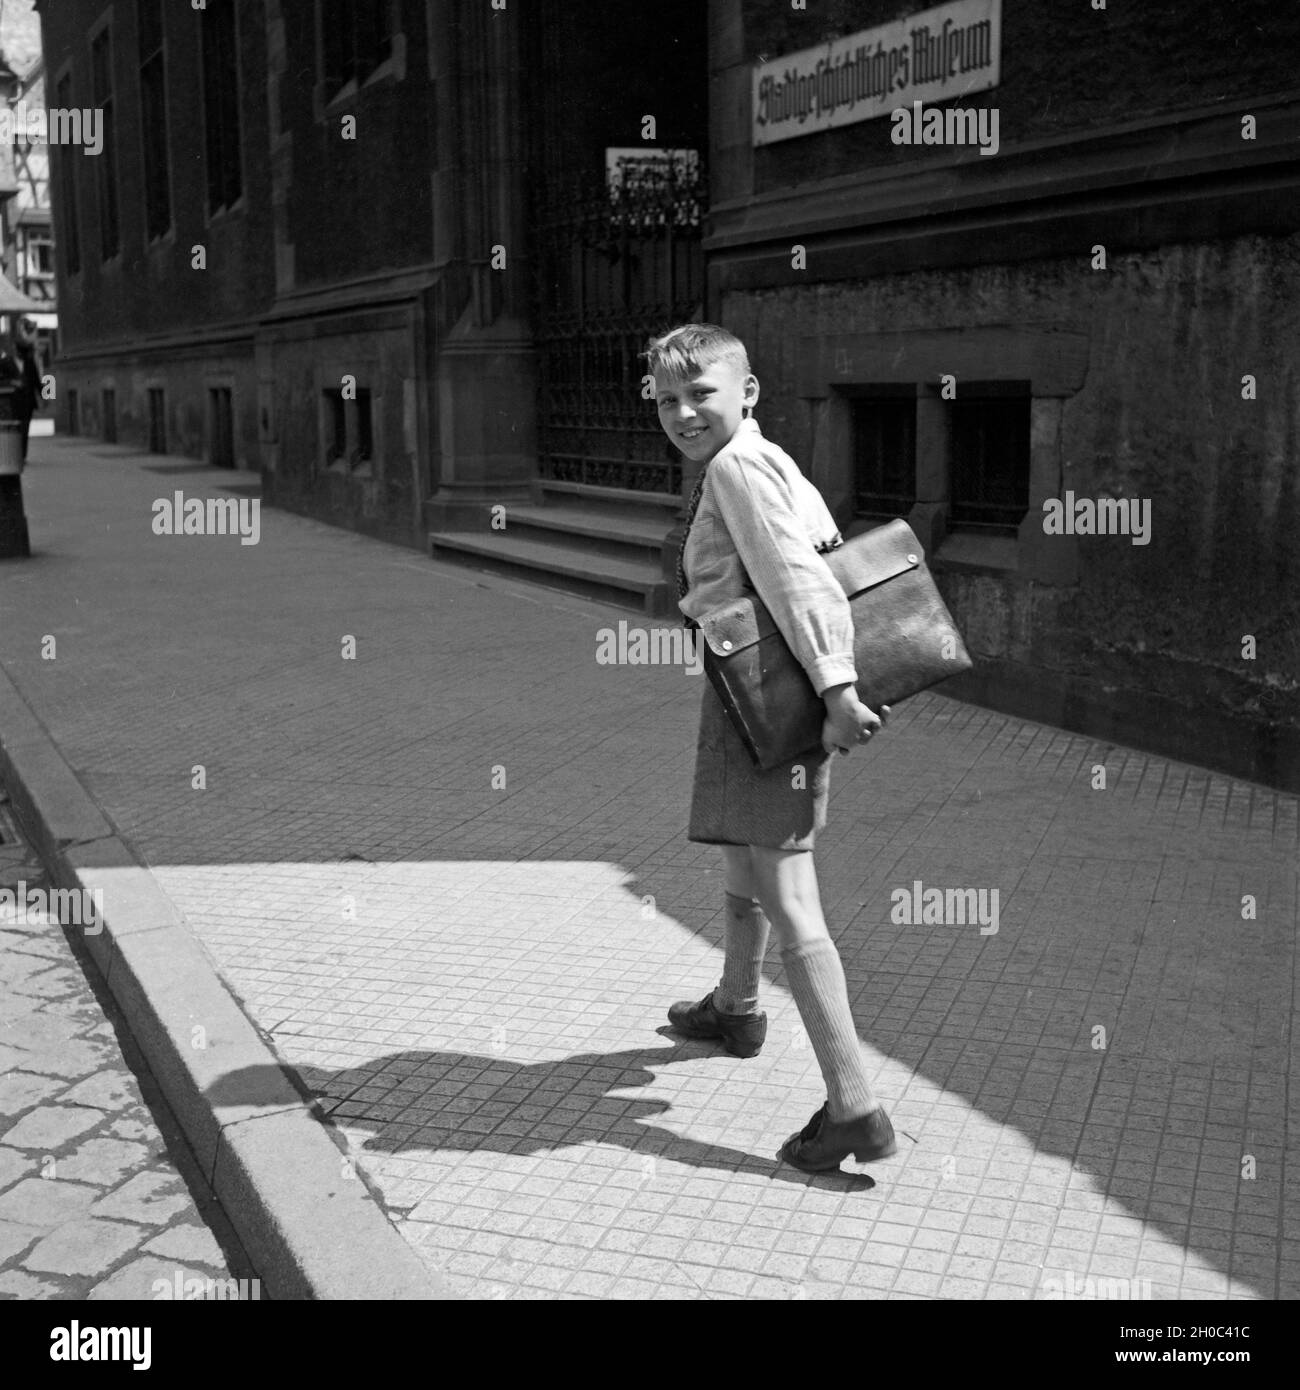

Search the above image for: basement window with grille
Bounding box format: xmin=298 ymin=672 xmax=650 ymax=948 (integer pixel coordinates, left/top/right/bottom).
xmin=148 ymin=388 xmax=167 ymax=454
xmin=945 ymin=382 xmax=1031 ymax=535
xmin=354 ymin=389 xmax=373 ymax=466
xmin=850 ymin=387 xmax=918 ymax=523
xmin=322 ymin=386 xmax=375 ymax=475
xmin=208 ymin=386 xmax=235 ymax=468
xmin=323 ymin=389 xmax=347 ymax=466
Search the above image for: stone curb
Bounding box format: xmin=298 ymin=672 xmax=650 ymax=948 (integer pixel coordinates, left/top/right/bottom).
xmin=0 ymin=664 xmax=449 ymax=1300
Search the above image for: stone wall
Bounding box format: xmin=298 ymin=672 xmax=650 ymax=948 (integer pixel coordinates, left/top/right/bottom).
xmin=62 ymin=343 xmax=259 ymax=471
xmin=258 ymin=302 xmax=427 ymax=550
xmin=723 ymin=230 xmax=1300 ymax=788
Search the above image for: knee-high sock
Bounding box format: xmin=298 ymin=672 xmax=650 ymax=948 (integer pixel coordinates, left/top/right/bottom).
xmin=712 ymin=892 xmax=771 ymax=1016
xmin=781 ymin=938 xmax=877 ymax=1121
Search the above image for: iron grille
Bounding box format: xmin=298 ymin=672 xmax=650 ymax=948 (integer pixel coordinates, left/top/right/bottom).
xmin=947 ymin=384 xmax=1031 ymax=532
xmin=532 ymin=159 xmax=706 ymax=494
xmin=851 ymin=391 xmax=917 ymax=518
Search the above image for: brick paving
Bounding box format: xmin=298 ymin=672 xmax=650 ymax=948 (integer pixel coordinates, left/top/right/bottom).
xmin=0 ymin=434 xmax=1296 ymax=1299
xmin=0 ymin=790 xmax=259 ymax=1300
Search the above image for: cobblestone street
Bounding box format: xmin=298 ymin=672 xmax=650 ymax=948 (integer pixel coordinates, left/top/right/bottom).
xmin=0 ymin=790 xmax=259 ymax=1300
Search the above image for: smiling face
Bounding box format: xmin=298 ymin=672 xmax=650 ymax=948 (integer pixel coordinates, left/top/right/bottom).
xmin=654 ymin=358 xmax=760 ymax=464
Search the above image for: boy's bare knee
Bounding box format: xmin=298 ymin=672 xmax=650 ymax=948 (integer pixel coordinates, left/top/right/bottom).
xmin=720 ymin=845 xmax=756 ymax=899
xmin=750 ymin=847 xmax=826 ymax=933
xmin=751 ymin=845 xmax=813 ymax=892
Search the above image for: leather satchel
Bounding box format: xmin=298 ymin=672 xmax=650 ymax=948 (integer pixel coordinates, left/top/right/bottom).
xmin=695 ymin=519 xmax=973 ymax=770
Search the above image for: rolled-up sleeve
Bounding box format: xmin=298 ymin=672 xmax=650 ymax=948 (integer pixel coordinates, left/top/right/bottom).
xmin=708 ymin=452 xmax=857 ymax=696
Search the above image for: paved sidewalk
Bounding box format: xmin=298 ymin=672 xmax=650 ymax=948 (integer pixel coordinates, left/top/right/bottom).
xmin=1 ymin=434 xmax=1296 ymax=1300
xmin=0 ymin=792 xmax=258 ymax=1300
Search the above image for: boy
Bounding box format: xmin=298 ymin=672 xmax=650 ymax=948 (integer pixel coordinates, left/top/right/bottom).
xmin=650 ymin=322 xmax=898 ymax=1171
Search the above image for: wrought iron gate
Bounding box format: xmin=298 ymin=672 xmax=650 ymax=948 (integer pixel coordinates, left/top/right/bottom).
xmin=532 ymin=159 xmax=706 ymax=495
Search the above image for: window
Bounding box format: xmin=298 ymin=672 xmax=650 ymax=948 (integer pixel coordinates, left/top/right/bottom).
xmin=323 ymin=388 xmax=346 ymax=463
xmin=137 ymin=0 xmax=163 ymax=51
xmin=22 ymin=232 xmax=56 ymax=300
xmin=138 ymin=0 xmax=172 ymax=240
xmin=55 ymin=72 xmax=80 ymax=273
xmin=946 ymin=382 xmax=1031 ymax=533
xmin=29 ymin=235 xmax=55 ymax=278
xmin=148 ymin=387 xmax=167 ymax=453
xmin=90 ymin=28 xmax=119 ymax=259
xmin=321 ymin=0 xmax=396 ymax=102
xmin=322 ymin=385 xmax=375 ymax=469
xmin=209 ymin=387 xmax=234 ymax=467
xmin=851 ymin=388 xmax=917 ymax=519
xmin=201 ymin=0 xmax=242 ymax=214
xmin=101 ymin=388 xmax=117 ymax=443
xmin=354 ymin=389 xmax=372 ymax=464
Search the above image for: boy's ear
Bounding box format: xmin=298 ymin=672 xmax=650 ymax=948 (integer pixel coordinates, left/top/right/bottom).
xmin=744 ymin=373 xmax=761 ymax=408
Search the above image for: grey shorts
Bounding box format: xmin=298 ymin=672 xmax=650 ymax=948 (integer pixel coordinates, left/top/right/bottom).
xmin=687 ymin=679 xmax=833 ymax=851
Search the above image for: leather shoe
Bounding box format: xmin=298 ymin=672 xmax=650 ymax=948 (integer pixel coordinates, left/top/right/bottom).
xmin=667 ymin=991 xmax=766 ymax=1058
xmin=778 ymin=1102 xmax=897 ymax=1172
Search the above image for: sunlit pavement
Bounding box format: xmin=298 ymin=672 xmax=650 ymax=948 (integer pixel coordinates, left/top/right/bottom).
xmin=1 ymin=434 xmax=1294 ymax=1300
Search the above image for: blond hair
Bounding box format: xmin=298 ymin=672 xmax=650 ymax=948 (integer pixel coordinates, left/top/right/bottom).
xmin=644 ymin=323 xmax=750 ymax=385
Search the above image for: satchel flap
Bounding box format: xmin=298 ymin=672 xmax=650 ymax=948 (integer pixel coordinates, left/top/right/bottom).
xmin=824 ymin=518 xmax=925 ymax=597
xmin=696 ymin=593 xmax=780 ymax=657
xmin=695 ymin=519 xmax=926 ymax=657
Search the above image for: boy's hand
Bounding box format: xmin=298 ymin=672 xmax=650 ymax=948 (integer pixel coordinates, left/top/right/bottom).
xmin=821 ymin=685 xmax=889 ymax=756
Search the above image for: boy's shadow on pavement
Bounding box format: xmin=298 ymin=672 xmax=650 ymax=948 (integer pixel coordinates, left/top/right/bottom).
xmin=207 ymin=1037 xmax=881 ymax=1193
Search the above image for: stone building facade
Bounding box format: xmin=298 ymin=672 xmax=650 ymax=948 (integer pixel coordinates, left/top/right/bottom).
xmin=707 ymin=0 xmax=1300 ymax=789
xmin=35 ymin=0 xmax=1300 ymax=788
xmin=37 ymin=0 xmax=275 ymax=463
xmin=37 ymin=0 xmax=704 ymax=555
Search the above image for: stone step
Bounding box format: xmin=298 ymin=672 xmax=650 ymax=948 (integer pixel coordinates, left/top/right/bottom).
xmin=501 ymin=503 xmax=668 ymax=562
xmin=429 ymin=529 xmax=674 ymax=615
xmin=532 ymin=478 xmax=680 ymax=520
